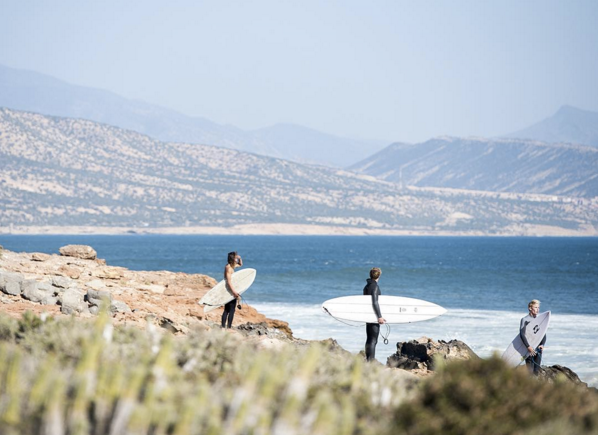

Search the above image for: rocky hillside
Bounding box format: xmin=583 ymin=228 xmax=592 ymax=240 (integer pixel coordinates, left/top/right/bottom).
xmin=1 ymin=108 xmax=597 ymax=236
xmin=0 ymin=63 xmax=384 ymax=167
xmin=350 ymin=136 xmax=598 ymax=198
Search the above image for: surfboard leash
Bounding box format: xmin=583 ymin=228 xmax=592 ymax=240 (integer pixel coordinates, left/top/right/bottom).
xmin=200 ymin=294 xmax=246 ymax=309
xmin=322 ymin=307 xmax=392 ymax=345
xmin=381 ymin=324 xmax=391 ymax=345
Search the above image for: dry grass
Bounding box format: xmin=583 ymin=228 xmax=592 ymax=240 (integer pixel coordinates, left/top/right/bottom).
xmin=0 ymin=311 xmax=596 ymax=434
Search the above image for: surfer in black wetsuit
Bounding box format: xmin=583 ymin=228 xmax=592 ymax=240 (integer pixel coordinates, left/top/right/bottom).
xmin=222 ymin=251 xmax=243 ymax=329
xmin=520 ymin=299 xmax=546 ymax=375
xmin=363 ymin=267 xmax=386 ymax=361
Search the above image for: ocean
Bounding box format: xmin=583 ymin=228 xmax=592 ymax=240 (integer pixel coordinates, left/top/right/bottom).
xmin=1 ymin=235 xmax=597 ymax=386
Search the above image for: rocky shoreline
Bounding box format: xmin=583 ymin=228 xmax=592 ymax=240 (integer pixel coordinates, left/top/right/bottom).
xmin=0 ymin=244 xmax=290 ymax=336
xmin=0 ymin=244 xmax=590 ymax=387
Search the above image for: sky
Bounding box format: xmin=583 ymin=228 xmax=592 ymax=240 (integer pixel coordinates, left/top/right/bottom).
xmin=1 ymin=0 xmax=598 ymax=143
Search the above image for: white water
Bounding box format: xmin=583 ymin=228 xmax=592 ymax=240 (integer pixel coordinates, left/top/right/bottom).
xmin=252 ymin=302 xmax=598 ymax=387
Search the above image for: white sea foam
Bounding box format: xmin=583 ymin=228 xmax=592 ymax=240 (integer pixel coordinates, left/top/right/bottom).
xmin=252 ymin=302 xmax=598 ymax=387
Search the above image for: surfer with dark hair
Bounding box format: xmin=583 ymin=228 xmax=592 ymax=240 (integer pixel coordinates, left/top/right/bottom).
xmin=520 ymin=299 xmax=546 ymax=375
xmin=363 ymin=267 xmax=386 ymax=361
xmin=222 ymin=251 xmax=243 ymax=329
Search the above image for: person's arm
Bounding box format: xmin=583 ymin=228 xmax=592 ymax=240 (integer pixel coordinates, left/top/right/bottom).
xmin=370 ymin=284 xmax=385 ymax=324
xmin=538 ymin=334 xmax=547 ymax=350
xmin=225 ymin=266 xmax=240 ymax=298
xmin=520 ymin=318 xmax=534 ymax=355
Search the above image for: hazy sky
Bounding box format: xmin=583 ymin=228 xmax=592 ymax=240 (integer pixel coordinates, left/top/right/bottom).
xmin=1 ymin=0 xmax=597 ymax=142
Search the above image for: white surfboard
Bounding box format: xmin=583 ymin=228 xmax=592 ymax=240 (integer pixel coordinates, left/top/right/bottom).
xmin=321 ymin=295 xmax=447 ymax=324
xmin=501 ymin=311 xmax=550 ymax=367
xmin=199 ymin=268 xmax=257 ymax=313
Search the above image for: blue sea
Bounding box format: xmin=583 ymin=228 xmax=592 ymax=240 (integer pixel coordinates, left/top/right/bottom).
xmin=1 ymin=235 xmax=597 ymax=386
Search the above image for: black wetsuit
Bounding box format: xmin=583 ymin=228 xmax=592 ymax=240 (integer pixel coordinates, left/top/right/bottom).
xmin=363 ymin=278 xmax=383 ymax=361
xmin=221 ymin=267 xmax=237 ymax=328
xmin=221 ymin=299 xmax=236 ymax=328
xmin=520 ymin=314 xmax=547 ymax=375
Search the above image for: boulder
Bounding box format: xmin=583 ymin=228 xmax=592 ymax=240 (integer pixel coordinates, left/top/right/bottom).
xmin=59 ymin=288 xmax=89 ymax=315
xmin=52 ymin=276 xmax=73 ymax=289
xmin=159 ymin=317 xmax=187 ymax=334
xmin=538 ymin=365 xmax=588 ymax=386
xmin=236 ymin=322 xmax=273 ymax=337
xmin=388 ymin=337 xmax=479 ymax=371
xmin=31 ymin=252 xmax=51 ymax=262
xmin=92 ymin=267 xmax=123 ymax=279
xmin=59 ymin=245 xmax=97 ymax=260
xmin=110 ymin=300 xmax=132 ymax=314
xmin=21 ymin=280 xmax=54 ymax=303
xmin=41 ymin=296 xmax=59 ymax=306
xmin=85 ymin=280 xmax=106 ymax=291
xmin=58 ymin=265 xmax=82 ymax=279
xmin=87 ymin=289 xmax=113 ymax=307
xmin=0 ymin=271 xmax=24 ymax=296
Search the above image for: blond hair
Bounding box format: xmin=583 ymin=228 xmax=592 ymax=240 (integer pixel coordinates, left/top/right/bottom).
xmin=528 ymin=299 xmax=540 ymax=309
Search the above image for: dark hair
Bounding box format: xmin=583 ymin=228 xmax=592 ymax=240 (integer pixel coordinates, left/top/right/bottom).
xmin=370 ymin=267 xmax=381 ymax=280
xmin=228 ymin=251 xmax=237 ymax=266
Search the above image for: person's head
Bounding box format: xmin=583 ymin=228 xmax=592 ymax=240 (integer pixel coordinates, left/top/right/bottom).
xmin=228 ymin=251 xmax=238 ymax=267
xmin=370 ymin=267 xmax=382 ymax=281
xmin=528 ymin=299 xmax=540 ymax=316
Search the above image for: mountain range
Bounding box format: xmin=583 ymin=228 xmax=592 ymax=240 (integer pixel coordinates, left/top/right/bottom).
xmin=0 ymin=63 xmax=385 ymax=168
xmin=1 ymin=108 xmax=596 ymax=235
xmin=506 ymin=105 xmax=598 ymax=148
xmin=350 ymin=136 xmax=598 ymax=198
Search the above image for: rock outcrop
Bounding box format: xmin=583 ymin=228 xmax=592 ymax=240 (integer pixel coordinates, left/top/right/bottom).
xmin=387 ymin=336 xmax=479 ymax=371
xmin=388 ymin=337 xmax=590 ymax=388
xmin=59 ymin=245 xmax=98 ymax=260
xmin=0 ymin=246 xmax=290 ymax=335
xmin=538 ymin=364 xmax=589 ymax=387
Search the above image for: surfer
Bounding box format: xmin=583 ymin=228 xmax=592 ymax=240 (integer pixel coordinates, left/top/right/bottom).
xmin=520 ymin=299 xmax=546 ymax=375
xmin=363 ymin=267 xmax=386 ymax=361
xmin=222 ymin=251 xmax=243 ymax=329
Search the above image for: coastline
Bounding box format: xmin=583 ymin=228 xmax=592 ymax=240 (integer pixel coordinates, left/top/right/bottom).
xmin=1 ymin=245 xmax=594 ymax=389
xmin=1 ymin=223 xmax=597 ymax=237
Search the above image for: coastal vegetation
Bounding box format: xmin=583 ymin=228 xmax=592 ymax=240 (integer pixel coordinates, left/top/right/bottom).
xmin=0 ymin=311 xmax=596 ymax=434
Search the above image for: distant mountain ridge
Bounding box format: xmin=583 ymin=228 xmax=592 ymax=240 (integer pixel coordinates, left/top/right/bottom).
xmin=505 ymin=105 xmax=598 ymax=147
xmin=350 ymin=136 xmax=598 ymax=198
xmin=1 ymin=108 xmax=596 ymax=235
xmin=0 ymin=63 xmax=385 ymax=167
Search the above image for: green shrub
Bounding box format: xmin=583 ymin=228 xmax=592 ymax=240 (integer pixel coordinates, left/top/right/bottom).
xmin=0 ymin=311 xmax=596 ymax=435
xmin=0 ymin=315 xmax=17 ymax=341
xmin=0 ymin=312 xmax=416 ymax=434
xmin=393 ymin=356 xmax=598 ymax=435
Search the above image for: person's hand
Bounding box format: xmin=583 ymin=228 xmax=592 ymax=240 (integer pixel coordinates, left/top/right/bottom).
xmin=527 ymin=346 xmax=536 ymax=356
xmin=538 ymin=345 xmax=544 ymax=351
xmin=378 ymin=317 xmax=386 ymax=324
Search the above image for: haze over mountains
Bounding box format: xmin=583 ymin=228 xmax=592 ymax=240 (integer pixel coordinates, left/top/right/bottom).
xmin=1 ymin=64 xmax=597 ymax=235
xmin=1 ymin=108 xmax=596 ymax=235
xmin=506 ymin=105 xmax=598 ymax=148
xmin=351 ymin=137 xmax=598 ymax=198
xmin=0 ymin=64 xmax=385 ymax=168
